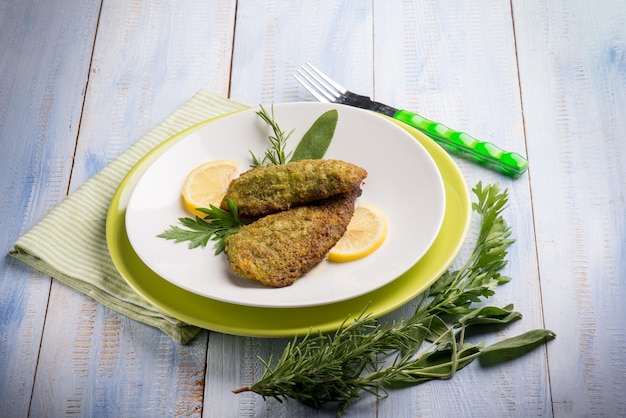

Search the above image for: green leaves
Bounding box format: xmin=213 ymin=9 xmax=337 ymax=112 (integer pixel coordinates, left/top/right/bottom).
xmin=480 ymin=329 xmax=556 ymax=364
xmin=157 ymin=217 xmax=216 ymax=249
xmin=290 ymin=109 xmax=338 ymax=162
xmin=457 ymin=304 xmax=522 ymax=326
xmin=421 ymin=182 xmax=514 ymax=317
xmin=157 ymin=199 xmax=244 ymax=255
xmin=250 ymin=104 xmax=294 ymax=166
xmin=250 ymin=104 xmax=337 ymax=166
xmin=233 ymin=182 xmax=555 ymax=416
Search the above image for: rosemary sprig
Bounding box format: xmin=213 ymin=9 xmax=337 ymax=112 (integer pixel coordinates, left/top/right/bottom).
xmin=233 ymin=182 xmax=555 ymax=416
xmin=157 ymin=198 xmax=243 ymax=254
xmin=250 ymin=104 xmax=294 ymax=166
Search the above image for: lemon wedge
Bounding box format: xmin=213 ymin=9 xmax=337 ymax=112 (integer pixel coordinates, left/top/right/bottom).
xmin=181 ymin=160 xmax=240 ymax=217
xmin=328 ymin=203 xmax=387 ymax=262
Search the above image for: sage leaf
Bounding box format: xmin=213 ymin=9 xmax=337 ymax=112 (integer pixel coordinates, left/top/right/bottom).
xmin=457 ymin=304 xmax=522 ymax=326
xmin=422 ymin=315 xmax=450 ymax=343
xmin=482 ymin=329 xmax=556 ymax=353
xmin=290 ymin=109 xmax=338 ymax=161
xmin=480 ymin=329 xmax=556 ymax=364
xmin=390 ymin=342 xmax=483 ymax=386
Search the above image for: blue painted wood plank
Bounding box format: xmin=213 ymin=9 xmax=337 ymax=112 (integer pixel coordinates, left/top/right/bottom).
xmin=514 ymin=0 xmax=626 ymax=416
xmin=229 ymin=0 xmax=374 ymax=105
xmin=0 ymin=0 xmax=102 ymax=415
xmin=27 ymin=1 xmax=237 ymax=416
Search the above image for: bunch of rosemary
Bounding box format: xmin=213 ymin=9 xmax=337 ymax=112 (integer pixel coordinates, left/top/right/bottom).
xmin=233 ymin=182 xmax=555 ymax=416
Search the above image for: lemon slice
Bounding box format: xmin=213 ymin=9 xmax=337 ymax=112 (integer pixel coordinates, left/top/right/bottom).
xmin=328 ymin=203 xmax=388 ymax=262
xmin=181 ymin=160 xmax=240 ymax=216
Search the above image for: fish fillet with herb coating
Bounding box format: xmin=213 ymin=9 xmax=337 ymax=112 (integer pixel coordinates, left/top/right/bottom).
xmin=221 ymin=159 xmax=367 ymax=217
xmin=224 ymin=188 xmax=361 ymax=287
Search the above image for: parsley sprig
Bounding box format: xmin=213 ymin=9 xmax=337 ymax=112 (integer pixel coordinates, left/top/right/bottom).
xmin=232 ymin=183 xmax=555 ymax=416
xmin=157 ymin=199 xmax=243 ymax=255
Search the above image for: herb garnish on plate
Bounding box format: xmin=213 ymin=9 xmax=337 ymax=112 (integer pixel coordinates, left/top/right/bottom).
xmin=157 ymin=198 xmax=243 ymax=255
xmin=250 ymin=104 xmax=338 ymax=166
xmin=158 ymin=105 xmax=338 ymax=253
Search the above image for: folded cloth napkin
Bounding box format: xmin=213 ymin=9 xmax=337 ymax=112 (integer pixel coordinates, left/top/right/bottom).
xmin=9 ymin=91 xmax=248 ymax=344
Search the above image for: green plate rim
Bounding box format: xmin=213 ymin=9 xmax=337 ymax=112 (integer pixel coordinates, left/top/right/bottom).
xmin=106 ymin=109 xmax=471 ymax=337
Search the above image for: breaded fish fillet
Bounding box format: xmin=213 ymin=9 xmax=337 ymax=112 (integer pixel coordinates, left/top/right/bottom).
xmin=221 ymin=159 xmax=366 ymax=217
xmin=224 ymin=188 xmax=361 ymax=287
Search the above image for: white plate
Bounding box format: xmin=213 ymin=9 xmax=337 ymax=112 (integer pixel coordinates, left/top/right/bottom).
xmin=125 ymin=102 xmax=445 ymax=308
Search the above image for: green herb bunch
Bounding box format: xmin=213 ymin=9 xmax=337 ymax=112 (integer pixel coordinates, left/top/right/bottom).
xmin=233 ymin=183 xmax=555 ymax=416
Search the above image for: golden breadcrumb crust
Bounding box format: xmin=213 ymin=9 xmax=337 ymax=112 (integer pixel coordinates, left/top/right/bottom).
xmin=224 ymin=189 xmax=361 ymax=287
xmin=220 ymin=159 xmax=367 ymax=217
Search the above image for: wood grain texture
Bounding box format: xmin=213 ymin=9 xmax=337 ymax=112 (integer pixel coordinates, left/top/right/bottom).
xmin=0 ymin=0 xmax=102 ymax=415
xmin=27 ymin=1 xmax=236 ymax=416
xmin=373 ymin=1 xmax=549 ymax=416
xmin=229 ymin=0 xmax=373 ymax=105
xmin=31 ymin=285 xmax=207 ymax=416
xmin=71 ymin=0 xmax=237 ymax=186
xmin=2 ymin=0 xmax=625 ymax=416
xmin=514 ymin=0 xmax=626 ymax=416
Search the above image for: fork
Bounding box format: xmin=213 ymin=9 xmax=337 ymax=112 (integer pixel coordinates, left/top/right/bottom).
xmin=293 ymin=63 xmax=528 ymax=175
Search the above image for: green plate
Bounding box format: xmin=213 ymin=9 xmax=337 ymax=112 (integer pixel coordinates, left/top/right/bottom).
xmin=106 ymin=114 xmax=471 ymax=337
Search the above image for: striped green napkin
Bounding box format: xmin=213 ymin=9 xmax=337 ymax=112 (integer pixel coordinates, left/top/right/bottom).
xmin=9 ymin=91 xmax=249 ymax=344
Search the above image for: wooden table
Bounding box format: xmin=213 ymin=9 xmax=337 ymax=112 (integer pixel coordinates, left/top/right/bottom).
xmin=1 ymin=1 xmax=624 ymax=416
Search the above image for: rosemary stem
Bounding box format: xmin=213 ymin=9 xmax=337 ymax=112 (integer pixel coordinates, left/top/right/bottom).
xmin=232 ymin=386 xmax=251 ymax=394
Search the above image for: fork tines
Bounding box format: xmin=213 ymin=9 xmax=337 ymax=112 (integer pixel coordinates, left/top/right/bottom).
xmin=294 ymin=63 xmax=347 ymax=103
